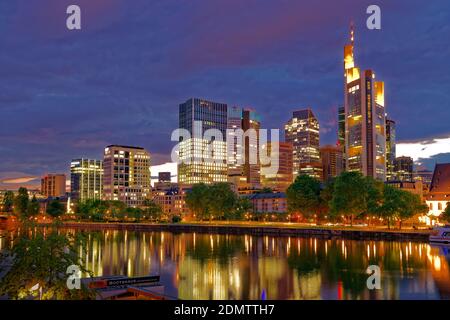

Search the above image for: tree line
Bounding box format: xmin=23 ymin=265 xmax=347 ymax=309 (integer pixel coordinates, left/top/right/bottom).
xmin=286 ymin=172 xmax=432 ymax=229
xmin=1 ymin=187 xmax=64 ymax=220
xmin=185 ymin=183 xmax=252 ymax=221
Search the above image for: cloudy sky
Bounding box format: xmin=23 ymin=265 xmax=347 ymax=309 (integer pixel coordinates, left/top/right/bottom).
xmin=0 ymin=0 xmax=449 ymax=188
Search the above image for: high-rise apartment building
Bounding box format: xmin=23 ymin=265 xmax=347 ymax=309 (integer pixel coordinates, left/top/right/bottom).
xmin=70 ymin=159 xmax=103 ymax=201
xmin=285 ymin=109 xmax=322 ymax=180
xmin=394 ymin=156 xmax=413 ymax=181
xmin=344 ymin=26 xmax=386 ymax=180
xmin=386 ymin=118 xmax=396 ymax=181
xmin=320 ymin=145 xmax=344 ymax=181
xmin=103 ymin=145 xmax=151 ymax=207
xmin=260 ymin=142 xmax=293 ymax=192
xmin=178 ymin=98 xmax=228 ymax=184
xmin=41 ymin=174 xmax=66 ymax=198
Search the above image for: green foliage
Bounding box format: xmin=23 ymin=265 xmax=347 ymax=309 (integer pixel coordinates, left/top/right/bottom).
xmin=46 ymin=200 xmax=65 ymax=218
xmin=209 ymin=183 xmax=237 ymax=220
xmin=286 ymin=175 xmax=322 ymax=220
xmin=125 ymin=207 xmax=144 ymax=222
xmin=441 ymin=204 xmax=450 ymax=223
xmin=2 ymin=190 xmax=15 ymax=213
xmin=0 ymin=226 xmax=94 ymax=300
xmin=377 ymin=185 xmax=428 ymax=229
xmin=329 ymin=172 xmax=382 ymax=224
xmin=185 ymin=183 xmax=211 ymax=220
xmin=172 ymin=215 xmax=182 ymax=223
xmin=27 ymin=195 xmax=40 ymax=217
xmin=143 ymin=199 xmax=163 ymax=222
xmin=13 ymin=187 xmax=29 ymax=218
xmin=185 ymin=183 xmax=245 ymax=221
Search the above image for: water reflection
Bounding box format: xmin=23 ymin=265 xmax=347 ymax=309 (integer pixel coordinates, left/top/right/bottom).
xmin=3 ymin=229 xmax=450 ymax=300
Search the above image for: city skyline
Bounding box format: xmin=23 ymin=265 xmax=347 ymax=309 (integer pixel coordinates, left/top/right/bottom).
xmin=1 ymin=0 xmax=450 ymax=189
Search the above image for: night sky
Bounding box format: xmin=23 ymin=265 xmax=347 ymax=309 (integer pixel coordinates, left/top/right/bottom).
xmin=1 ymin=0 xmax=449 ymax=188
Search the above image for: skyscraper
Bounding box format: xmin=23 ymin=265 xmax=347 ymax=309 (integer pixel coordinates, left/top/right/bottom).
xmin=178 ymin=98 xmax=228 ymax=184
xmin=227 ymin=106 xmax=244 ymax=184
xmin=260 ymin=142 xmax=293 ymax=192
xmin=41 ymin=174 xmax=66 ymax=198
xmin=320 ymin=145 xmax=344 ymax=181
xmin=338 ymin=106 xmax=345 ymax=149
xmin=285 ymin=108 xmax=322 ymax=180
xmin=70 ymin=159 xmax=103 ymax=201
xmin=103 ymin=145 xmax=151 ymax=207
xmin=394 ymin=156 xmax=413 ymax=181
xmin=344 ymin=25 xmax=386 ymax=180
xmin=338 ymin=106 xmax=346 ymax=171
xmin=242 ymin=109 xmax=261 ymax=186
xmin=386 ymin=118 xmax=396 ymax=181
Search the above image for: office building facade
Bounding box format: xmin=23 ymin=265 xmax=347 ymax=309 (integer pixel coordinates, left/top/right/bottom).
xmin=178 ymin=98 xmax=228 ymax=184
xmin=285 ymin=109 xmax=322 ymax=180
xmin=385 ymin=118 xmax=396 ymax=181
xmin=320 ymin=145 xmax=344 ymax=181
xmin=394 ymin=156 xmax=414 ymax=181
xmin=344 ymin=26 xmax=387 ymax=180
xmin=70 ymin=159 xmax=103 ymax=201
xmin=41 ymin=174 xmax=66 ymax=198
xmin=260 ymin=142 xmax=293 ymax=192
xmin=103 ymin=145 xmax=151 ymax=207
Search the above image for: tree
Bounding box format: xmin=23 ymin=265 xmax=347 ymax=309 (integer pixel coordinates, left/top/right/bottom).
xmin=46 ymin=200 xmax=65 ymax=218
xmin=185 ymin=183 xmax=211 ymax=221
xmin=377 ymin=185 xmax=404 ymax=229
xmin=286 ymin=175 xmax=322 ymax=222
xmin=143 ymin=199 xmax=163 ymax=222
xmin=440 ymin=203 xmax=450 ymax=223
xmin=330 ymin=172 xmax=368 ymax=225
xmin=0 ymin=226 xmax=94 ymax=299
xmin=209 ymin=183 xmax=237 ymax=221
xmin=398 ymin=191 xmax=428 ymax=229
xmin=2 ymin=191 xmax=14 ymax=213
xmin=234 ymin=197 xmax=253 ymax=220
xmin=377 ymin=185 xmax=428 ymax=229
xmin=27 ymin=195 xmax=40 ymax=217
xmin=125 ymin=207 xmax=144 ymax=222
xmin=13 ymin=187 xmax=29 ymax=219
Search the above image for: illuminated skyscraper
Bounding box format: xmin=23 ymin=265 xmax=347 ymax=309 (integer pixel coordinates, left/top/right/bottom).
xmin=260 ymin=142 xmax=293 ymax=191
xmin=103 ymin=145 xmax=151 ymax=207
xmin=338 ymin=106 xmax=346 ymax=169
xmin=320 ymin=145 xmax=344 ymax=181
xmin=227 ymin=106 xmax=245 ymax=185
xmin=394 ymin=156 xmax=413 ymax=181
xmin=344 ymin=25 xmax=386 ymax=180
xmin=178 ymin=98 xmax=228 ymax=184
xmin=285 ymin=109 xmax=322 ymax=180
xmin=386 ymin=118 xmax=396 ymax=181
xmin=242 ymin=109 xmax=261 ymax=186
xmin=70 ymin=159 xmax=103 ymax=201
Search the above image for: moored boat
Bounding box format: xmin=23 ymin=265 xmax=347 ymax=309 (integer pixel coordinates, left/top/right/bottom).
xmin=430 ymin=225 xmax=450 ymax=244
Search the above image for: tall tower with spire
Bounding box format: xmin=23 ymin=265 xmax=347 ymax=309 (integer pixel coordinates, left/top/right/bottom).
xmin=343 ymin=24 xmax=387 ymax=180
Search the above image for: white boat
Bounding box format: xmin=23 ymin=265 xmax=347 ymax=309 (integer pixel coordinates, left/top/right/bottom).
xmin=429 ymin=225 xmax=450 ymax=244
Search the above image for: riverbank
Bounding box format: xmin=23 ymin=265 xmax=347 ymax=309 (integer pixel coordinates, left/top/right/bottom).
xmin=56 ymin=221 xmax=431 ymax=242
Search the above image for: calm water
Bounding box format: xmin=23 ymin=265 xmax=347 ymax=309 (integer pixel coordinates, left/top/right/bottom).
xmin=1 ymin=229 xmax=450 ymax=300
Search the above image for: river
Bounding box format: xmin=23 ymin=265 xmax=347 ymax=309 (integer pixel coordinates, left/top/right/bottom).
xmin=1 ymin=228 xmax=449 ymax=299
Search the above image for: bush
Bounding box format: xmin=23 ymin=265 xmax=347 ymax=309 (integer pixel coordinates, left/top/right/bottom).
xmin=172 ymin=215 xmax=182 ymax=223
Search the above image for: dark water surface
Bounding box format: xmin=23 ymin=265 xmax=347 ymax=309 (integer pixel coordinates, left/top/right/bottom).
xmin=1 ymin=229 xmax=449 ymax=300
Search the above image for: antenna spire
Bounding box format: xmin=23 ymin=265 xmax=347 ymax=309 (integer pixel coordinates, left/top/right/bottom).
xmin=350 ymin=21 xmax=355 ymax=45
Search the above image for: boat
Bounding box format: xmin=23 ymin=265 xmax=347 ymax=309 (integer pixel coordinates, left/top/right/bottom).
xmin=82 ymin=275 xmax=169 ymax=300
xmin=429 ymin=225 xmax=450 ymax=244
